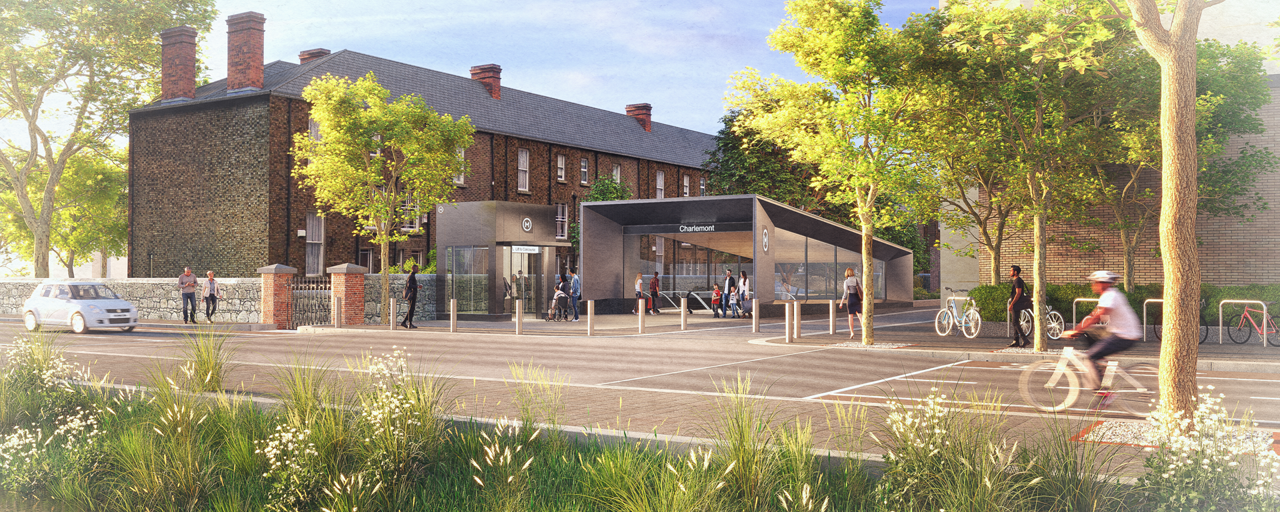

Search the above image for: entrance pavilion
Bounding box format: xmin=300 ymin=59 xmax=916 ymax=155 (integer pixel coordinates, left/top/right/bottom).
xmin=579 ymin=195 xmax=914 ymax=313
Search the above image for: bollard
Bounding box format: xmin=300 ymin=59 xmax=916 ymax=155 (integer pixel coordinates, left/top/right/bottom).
xmin=587 ymin=300 xmax=595 ymax=336
xmin=334 ymin=301 xmax=342 ymax=329
xmin=389 ymin=298 xmax=397 ymax=330
xmin=515 ymin=299 xmax=523 ymax=335
xmin=784 ymin=301 xmax=793 ymax=343
xmin=638 ymin=298 xmax=646 ymax=334
xmin=450 ymin=299 xmax=458 ymax=333
xmin=752 ymin=299 xmax=760 ymax=333
xmin=829 ymin=300 xmax=837 ymax=335
xmin=680 ymin=297 xmax=688 ymax=330
xmin=788 ymin=302 xmax=798 ymax=337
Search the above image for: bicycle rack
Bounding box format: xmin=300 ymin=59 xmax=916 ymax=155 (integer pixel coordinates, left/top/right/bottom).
xmin=1218 ymin=300 xmax=1270 ymax=347
xmin=1142 ymin=299 xmax=1162 ymax=342
xmin=1072 ymin=298 xmax=1100 ymax=328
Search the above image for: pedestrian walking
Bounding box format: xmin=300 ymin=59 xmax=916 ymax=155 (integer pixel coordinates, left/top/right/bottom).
xmin=200 ymin=271 xmax=223 ymax=323
xmin=728 ymin=285 xmax=740 ymax=318
xmin=569 ymin=268 xmax=582 ymax=321
xmin=633 ymin=273 xmax=644 ymax=315
xmin=400 ymin=264 xmax=421 ymax=329
xmin=738 ymin=271 xmax=752 ymax=319
xmin=837 ymin=267 xmax=863 ymax=339
xmin=1008 ymin=265 xmax=1032 ymax=348
xmin=649 ymin=271 xmax=661 ymax=315
xmin=719 ymin=269 xmax=736 ymax=319
xmin=178 ymin=267 xmax=198 ymax=324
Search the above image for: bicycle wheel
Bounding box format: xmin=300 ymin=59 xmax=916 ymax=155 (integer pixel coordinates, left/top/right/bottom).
xmin=1268 ymin=316 xmax=1280 ymax=347
xmin=935 ymin=309 xmax=954 ymax=336
xmin=1019 ymin=309 xmax=1033 ymax=337
xmin=1226 ymin=314 xmax=1254 ymax=344
xmin=1046 ymin=311 xmax=1065 ymax=340
xmin=1111 ymin=363 xmax=1158 ymax=417
xmin=1020 ymin=359 xmax=1080 ymax=413
xmin=1199 ymin=314 xmax=1208 ymax=344
xmin=961 ymin=308 xmax=982 ymax=338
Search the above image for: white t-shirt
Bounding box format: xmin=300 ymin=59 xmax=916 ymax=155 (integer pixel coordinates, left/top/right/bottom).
xmin=1098 ymin=288 xmax=1141 ymax=340
xmin=842 ymin=277 xmax=861 ymax=301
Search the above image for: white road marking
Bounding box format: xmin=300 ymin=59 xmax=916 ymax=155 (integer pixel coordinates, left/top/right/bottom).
xmin=898 ymin=377 xmax=978 ymax=385
xmin=596 ymin=348 xmax=835 ymax=386
xmin=803 ymin=360 xmax=971 ymax=400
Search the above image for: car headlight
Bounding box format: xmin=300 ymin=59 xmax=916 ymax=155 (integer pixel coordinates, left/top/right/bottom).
xmin=86 ymin=305 xmax=103 ymax=314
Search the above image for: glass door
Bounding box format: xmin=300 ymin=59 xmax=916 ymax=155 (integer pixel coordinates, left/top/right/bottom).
xmin=503 ymin=247 xmax=543 ymax=319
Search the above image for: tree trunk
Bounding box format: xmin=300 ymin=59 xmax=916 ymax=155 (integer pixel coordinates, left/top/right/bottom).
xmin=381 ymin=239 xmax=390 ymax=325
xmin=65 ymin=249 xmax=76 ymax=279
xmin=1031 ymin=212 xmax=1047 ymax=351
xmin=33 ymin=231 xmax=50 ymax=278
xmin=987 ymin=241 xmax=1002 ymax=286
xmin=1121 ymin=227 xmax=1137 ymax=293
xmin=99 ymin=250 xmax=108 ymax=278
xmin=1156 ymin=45 xmax=1200 ymax=418
xmin=860 ymin=213 xmax=875 ymax=346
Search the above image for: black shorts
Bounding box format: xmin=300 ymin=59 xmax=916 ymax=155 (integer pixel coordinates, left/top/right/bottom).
xmin=1086 ymin=334 xmax=1137 ymax=362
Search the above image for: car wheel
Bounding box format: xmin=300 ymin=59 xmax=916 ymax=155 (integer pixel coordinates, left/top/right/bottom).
xmin=23 ymin=311 xmax=38 ymax=332
xmin=120 ymin=326 xmax=136 ymax=333
xmin=71 ymin=313 xmax=89 ymax=334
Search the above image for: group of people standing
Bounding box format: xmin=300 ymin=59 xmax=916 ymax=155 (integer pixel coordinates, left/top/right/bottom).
xmin=555 ymin=269 xmax=583 ymax=321
xmin=177 ymin=267 xmax=223 ymax=324
xmin=709 ymin=269 xmax=753 ymax=319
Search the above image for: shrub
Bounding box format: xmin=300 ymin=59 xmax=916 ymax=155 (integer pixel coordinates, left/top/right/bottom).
xmin=1138 ymin=387 xmax=1280 ymax=511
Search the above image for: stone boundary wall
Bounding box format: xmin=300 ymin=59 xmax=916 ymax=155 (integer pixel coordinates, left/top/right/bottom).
xmin=363 ymin=274 xmax=436 ymax=324
xmin=0 ymin=278 xmax=261 ymax=324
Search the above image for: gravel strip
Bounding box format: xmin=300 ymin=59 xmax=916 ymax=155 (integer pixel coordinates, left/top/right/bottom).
xmin=1082 ymin=420 xmax=1274 ymax=451
xmin=829 ymin=341 xmax=916 ymax=349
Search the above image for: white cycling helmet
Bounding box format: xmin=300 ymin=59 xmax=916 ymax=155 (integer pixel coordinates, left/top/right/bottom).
xmin=1087 ymin=270 xmax=1119 ymax=283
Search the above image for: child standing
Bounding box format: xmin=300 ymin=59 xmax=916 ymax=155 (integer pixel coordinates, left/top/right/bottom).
xmin=711 ymin=285 xmax=722 ymax=318
xmin=728 ymin=285 xmax=740 ymax=318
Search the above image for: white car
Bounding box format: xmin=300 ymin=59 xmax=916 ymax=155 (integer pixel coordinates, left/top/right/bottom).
xmin=23 ymin=281 xmax=138 ymax=333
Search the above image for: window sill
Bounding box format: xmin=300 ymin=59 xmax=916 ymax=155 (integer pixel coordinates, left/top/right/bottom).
xmin=557 ymin=179 xmax=567 ymax=184
xmin=516 ymin=189 xmax=532 ymax=195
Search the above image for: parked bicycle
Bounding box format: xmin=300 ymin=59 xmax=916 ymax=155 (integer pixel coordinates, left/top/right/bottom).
xmin=1019 ymin=341 xmax=1157 ymax=416
xmin=1224 ymin=301 xmax=1279 ymax=346
xmin=1152 ymin=298 xmax=1209 ymax=344
xmin=1017 ymin=305 xmax=1066 ymax=340
xmin=935 ymin=288 xmax=981 ymax=338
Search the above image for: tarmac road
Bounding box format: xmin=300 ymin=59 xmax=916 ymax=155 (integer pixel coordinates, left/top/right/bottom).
xmin=3 ymin=307 xmax=1279 ymax=432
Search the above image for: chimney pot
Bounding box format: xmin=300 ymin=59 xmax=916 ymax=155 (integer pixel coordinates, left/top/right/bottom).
xmin=299 ymin=48 xmax=330 ymax=64
xmin=159 ymin=26 xmax=198 ymax=102
xmin=226 ymin=12 xmax=266 ymax=92
xmin=470 ymin=64 xmax=502 ymax=100
xmin=626 ymin=103 xmax=652 ymax=132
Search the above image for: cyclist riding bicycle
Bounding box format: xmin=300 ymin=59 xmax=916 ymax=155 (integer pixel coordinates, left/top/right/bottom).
xmin=1061 ymin=271 xmax=1142 ymax=392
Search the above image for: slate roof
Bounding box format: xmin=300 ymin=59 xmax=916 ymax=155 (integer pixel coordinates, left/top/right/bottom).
xmin=137 ymin=50 xmax=716 ymax=169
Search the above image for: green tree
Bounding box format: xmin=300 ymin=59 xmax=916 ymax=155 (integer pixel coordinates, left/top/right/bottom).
xmin=1085 ymin=39 xmax=1274 ymax=292
xmin=292 ymin=72 xmax=475 ymax=324
xmin=0 ymin=0 xmax=216 ymax=277
xmin=704 ymin=111 xmax=851 ymax=222
xmin=568 ymin=177 xmax=632 ymax=252
xmin=1 ymin=153 xmax=127 ymax=278
xmin=729 ymin=0 xmax=938 ymax=346
xmin=944 ymin=0 xmax=1117 ymax=351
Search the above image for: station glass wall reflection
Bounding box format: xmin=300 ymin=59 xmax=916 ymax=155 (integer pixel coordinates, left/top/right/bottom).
xmin=772 ymin=227 xmax=884 ymax=300
xmin=626 ymin=234 xmax=752 ymax=307
xmin=445 ymin=246 xmax=489 ymax=315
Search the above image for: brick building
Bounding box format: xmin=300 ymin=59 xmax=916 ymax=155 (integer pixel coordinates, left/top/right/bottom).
xmin=128 ymin=12 xmax=715 ymax=279
xmin=975 ymin=76 xmax=1280 ymax=287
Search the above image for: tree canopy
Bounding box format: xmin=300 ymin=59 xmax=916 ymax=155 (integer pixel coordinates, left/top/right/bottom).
xmin=293 ymin=72 xmax=475 ymax=323
xmin=0 ymin=0 xmax=216 ymax=277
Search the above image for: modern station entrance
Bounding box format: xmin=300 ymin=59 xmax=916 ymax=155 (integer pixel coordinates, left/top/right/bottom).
xmin=436 ymin=201 xmax=569 ymax=321
xmin=579 ymin=195 xmax=914 ymax=314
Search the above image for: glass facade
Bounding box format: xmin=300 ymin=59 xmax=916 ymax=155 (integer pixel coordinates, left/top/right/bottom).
xmin=445 ymin=246 xmax=489 ymax=315
xmin=626 ymin=233 xmax=752 ymax=309
xmin=772 ymin=227 xmax=884 ymax=301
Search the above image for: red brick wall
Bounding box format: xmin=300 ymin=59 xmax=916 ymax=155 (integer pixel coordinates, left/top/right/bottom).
xmin=331 ymin=272 xmax=365 ymax=326
xmin=259 ymin=272 xmax=293 ymax=329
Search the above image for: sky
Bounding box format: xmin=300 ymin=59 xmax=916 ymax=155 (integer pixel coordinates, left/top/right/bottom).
xmin=201 ymin=0 xmax=943 ymax=135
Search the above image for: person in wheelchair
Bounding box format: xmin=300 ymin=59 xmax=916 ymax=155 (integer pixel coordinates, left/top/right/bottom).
xmin=548 ymin=275 xmax=571 ymax=321
xmin=1062 ymin=271 xmax=1142 ymax=392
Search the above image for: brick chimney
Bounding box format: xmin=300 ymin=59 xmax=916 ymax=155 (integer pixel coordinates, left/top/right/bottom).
xmin=159 ymin=26 xmax=198 ymax=102
xmin=470 ymin=64 xmax=502 ymax=100
xmin=226 ymin=12 xmax=266 ymax=92
xmin=299 ymin=48 xmax=330 ymax=64
xmin=626 ymin=103 xmax=652 ymax=132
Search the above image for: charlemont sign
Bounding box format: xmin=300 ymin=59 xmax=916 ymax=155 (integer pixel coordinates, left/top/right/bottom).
xmin=622 ymin=222 xmax=751 ymax=234
xmin=679 ymin=225 xmax=716 ymax=232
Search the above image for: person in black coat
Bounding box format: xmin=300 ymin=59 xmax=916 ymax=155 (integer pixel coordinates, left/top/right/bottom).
xmin=400 ymin=264 xmax=422 ymax=329
xmin=719 ymin=269 xmax=736 ymax=319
